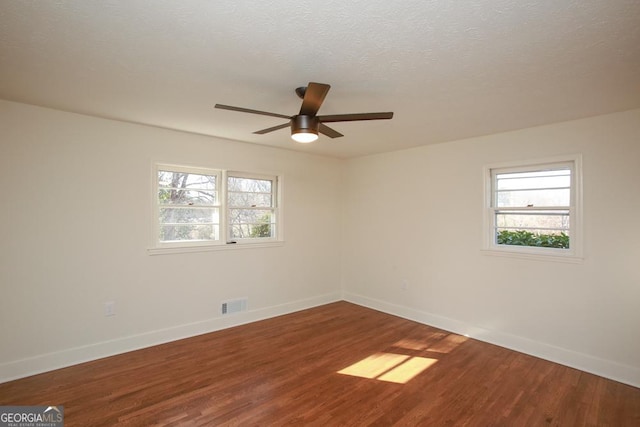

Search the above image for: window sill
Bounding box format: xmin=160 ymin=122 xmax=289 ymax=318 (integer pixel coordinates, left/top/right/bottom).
xmin=481 ymin=248 xmax=584 ymax=264
xmin=148 ymin=240 xmax=284 ymax=256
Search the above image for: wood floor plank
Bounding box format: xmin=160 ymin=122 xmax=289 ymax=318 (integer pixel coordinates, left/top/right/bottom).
xmin=1 ymin=302 xmax=639 ymax=426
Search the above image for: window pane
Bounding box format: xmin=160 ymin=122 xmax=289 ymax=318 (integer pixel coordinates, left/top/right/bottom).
xmin=228 ymin=209 xmax=274 ymax=238
xmin=230 ymin=223 xmax=274 ymax=239
xmin=496 ymin=170 xmax=570 ymax=190
xmin=495 ymin=210 xmax=570 ymax=249
xmin=227 ymin=177 xmax=272 ymax=193
xmin=496 ymin=228 xmax=570 ymax=248
xmin=496 ymin=211 xmax=570 ymax=231
xmin=496 ymin=168 xmax=570 ymax=207
xmin=160 ymin=224 xmax=219 ymax=242
xmin=158 ymin=171 xmax=216 ymax=190
xmin=228 ymin=209 xmax=273 ymax=224
xmin=159 ymin=207 xmax=219 ymax=224
xmin=159 ymin=189 xmax=217 ymax=205
xmin=228 ymin=191 xmax=272 ymax=208
xmin=496 ymin=188 xmax=569 ymax=207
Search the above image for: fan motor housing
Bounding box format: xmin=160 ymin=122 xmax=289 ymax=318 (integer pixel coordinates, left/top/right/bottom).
xmin=291 ymin=115 xmax=319 ymax=133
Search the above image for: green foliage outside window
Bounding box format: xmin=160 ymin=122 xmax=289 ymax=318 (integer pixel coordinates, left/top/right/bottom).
xmin=250 ymin=214 xmax=272 ymax=238
xmin=497 ymin=230 xmax=569 ymax=249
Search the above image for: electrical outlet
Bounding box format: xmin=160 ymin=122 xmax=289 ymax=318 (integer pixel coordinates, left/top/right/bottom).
xmin=401 ymin=280 xmax=408 ymax=290
xmin=104 ymin=301 xmax=116 ymax=317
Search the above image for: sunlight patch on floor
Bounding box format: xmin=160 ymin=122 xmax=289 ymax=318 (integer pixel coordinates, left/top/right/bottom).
xmin=378 ymin=356 xmax=437 ymax=383
xmin=338 ymin=353 xmax=410 ymax=379
xmin=392 ymin=338 xmax=429 ymax=351
xmin=392 ymin=333 xmax=469 ymax=354
xmin=426 ymin=334 xmax=468 ymax=353
xmin=337 ymin=352 xmax=437 ymax=384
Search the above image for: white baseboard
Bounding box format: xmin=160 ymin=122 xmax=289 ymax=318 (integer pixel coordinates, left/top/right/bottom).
xmin=0 ymin=292 xmax=341 ymax=384
xmin=343 ymin=291 xmax=640 ymax=389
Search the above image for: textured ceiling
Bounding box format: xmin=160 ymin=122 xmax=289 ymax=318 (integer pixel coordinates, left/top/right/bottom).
xmin=1 ymin=0 xmax=639 ymax=158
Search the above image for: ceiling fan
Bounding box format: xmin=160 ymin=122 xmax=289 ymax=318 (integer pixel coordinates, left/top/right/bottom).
xmin=215 ymin=82 xmax=394 ymax=143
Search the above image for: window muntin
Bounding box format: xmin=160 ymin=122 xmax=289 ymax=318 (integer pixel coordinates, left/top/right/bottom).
xmin=154 ymin=165 xmax=280 ymax=249
xmin=486 ymin=158 xmax=581 ymax=257
xmin=227 ymin=174 xmax=277 ymax=240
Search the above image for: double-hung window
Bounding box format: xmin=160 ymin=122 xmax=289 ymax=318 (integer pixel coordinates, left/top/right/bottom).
xmin=484 ymin=156 xmax=582 ymax=260
xmin=227 ymin=173 xmax=278 ymax=240
xmin=153 ymin=164 xmax=281 ymax=252
xmin=157 ymin=166 xmax=221 ymax=243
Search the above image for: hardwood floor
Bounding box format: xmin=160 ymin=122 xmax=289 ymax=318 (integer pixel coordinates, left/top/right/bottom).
xmin=1 ymin=302 xmax=639 ymax=426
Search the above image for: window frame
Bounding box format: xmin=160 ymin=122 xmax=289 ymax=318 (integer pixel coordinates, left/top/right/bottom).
xmin=150 ymin=163 xmax=283 ymax=255
xmin=226 ymin=171 xmax=279 ymax=243
xmin=482 ymin=155 xmax=583 ymax=262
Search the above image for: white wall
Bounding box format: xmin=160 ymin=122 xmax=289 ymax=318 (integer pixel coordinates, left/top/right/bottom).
xmin=0 ymin=100 xmax=343 ymax=381
xmin=342 ymin=109 xmax=640 ymax=387
xmin=2 ymin=100 xmax=639 ymax=388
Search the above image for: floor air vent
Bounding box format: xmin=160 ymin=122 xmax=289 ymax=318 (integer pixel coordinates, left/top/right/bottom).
xmin=221 ymin=298 xmax=248 ymax=315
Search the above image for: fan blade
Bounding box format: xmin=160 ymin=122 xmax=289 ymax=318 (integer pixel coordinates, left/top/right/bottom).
xmin=299 ymin=82 xmax=331 ymax=116
xmin=215 ymin=104 xmax=290 ymax=119
xmin=319 ymin=124 xmax=344 ymax=138
xmin=318 ymin=112 xmax=394 ymax=123
xmin=253 ymin=122 xmax=290 ymax=135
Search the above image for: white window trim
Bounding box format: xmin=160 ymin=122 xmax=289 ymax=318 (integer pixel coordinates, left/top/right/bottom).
xmin=481 ymin=154 xmax=583 ymax=263
xmin=149 ymin=163 xmax=284 ymax=255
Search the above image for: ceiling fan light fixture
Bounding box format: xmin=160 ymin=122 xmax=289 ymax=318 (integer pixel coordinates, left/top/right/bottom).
xmin=215 ymin=82 xmax=394 ymax=142
xmin=291 ymin=115 xmax=320 ymax=143
xmin=291 ymin=131 xmax=318 ymax=143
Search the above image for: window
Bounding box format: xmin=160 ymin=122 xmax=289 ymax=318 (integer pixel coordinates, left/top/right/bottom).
xmin=227 ymin=173 xmax=278 ymax=241
xmin=157 ymin=166 xmax=221 ymax=243
xmin=484 ymin=156 xmax=582 ymax=260
xmin=153 ymin=164 xmax=281 ymax=252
